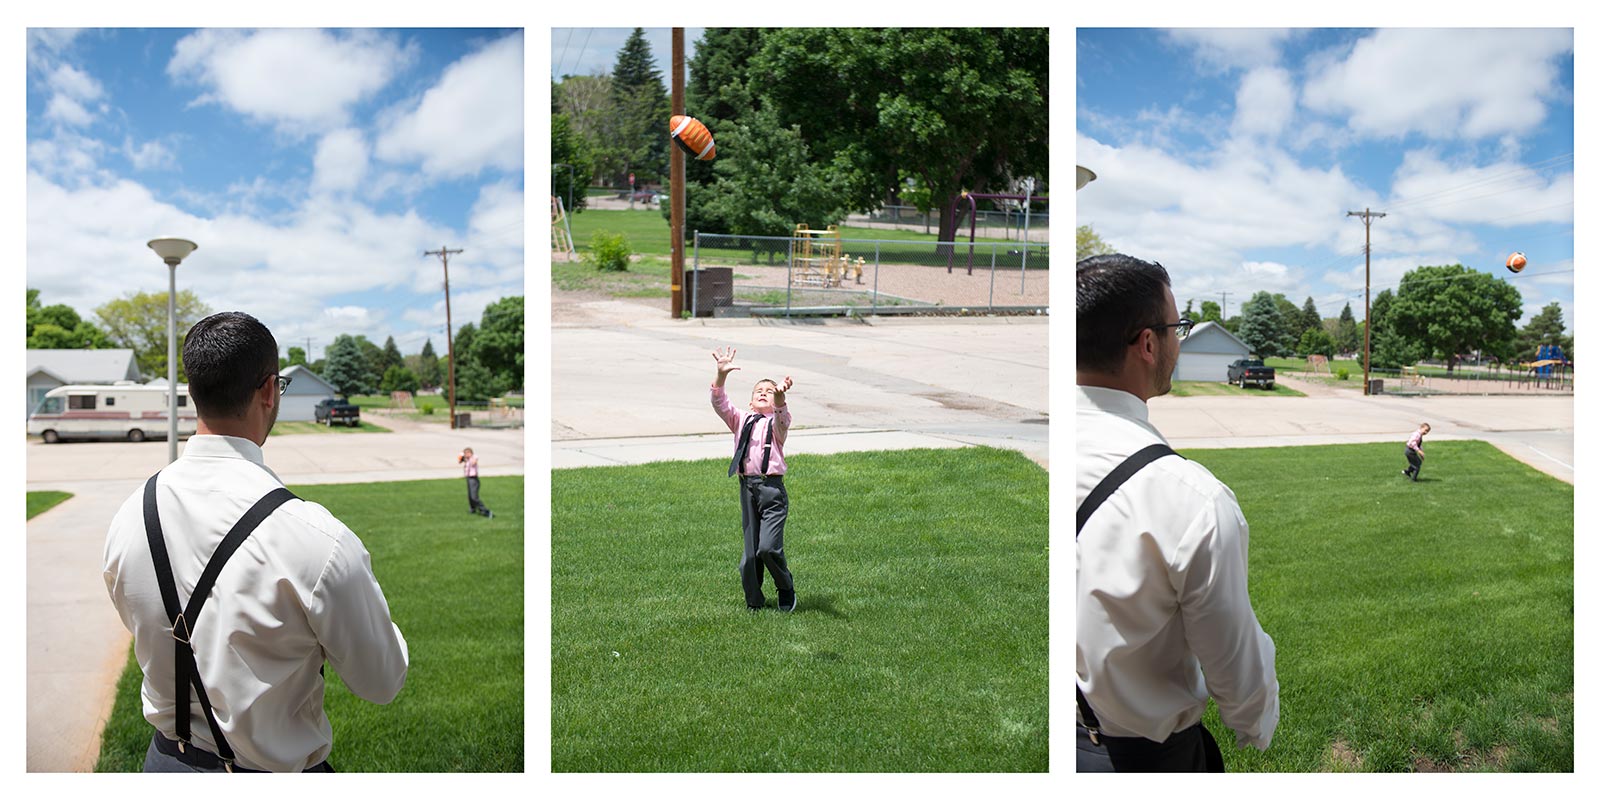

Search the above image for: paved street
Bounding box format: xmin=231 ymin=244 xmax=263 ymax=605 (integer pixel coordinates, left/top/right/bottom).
xmin=25 ymin=424 xmax=523 ymax=772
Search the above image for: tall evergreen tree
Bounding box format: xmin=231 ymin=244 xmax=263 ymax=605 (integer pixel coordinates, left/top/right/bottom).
xmin=322 ymin=335 xmax=372 ymax=397
xmin=608 ymin=28 xmax=671 ymax=186
xmin=1299 ymin=296 xmax=1321 ymax=339
xmin=1337 ymin=302 xmax=1360 ymax=355
xmin=419 ymin=338 xmax=441 ymax=388
xmin=381 ymin=336 xmax=403 ymax=373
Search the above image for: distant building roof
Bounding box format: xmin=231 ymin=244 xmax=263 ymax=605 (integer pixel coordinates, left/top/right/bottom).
xmin=1179 ymin=321 xmax=1252 ymax=355
xmin=26 ymin=349 xmax=140 ymax=383
xmin=281 ymin=364 xmax=337 ymax=395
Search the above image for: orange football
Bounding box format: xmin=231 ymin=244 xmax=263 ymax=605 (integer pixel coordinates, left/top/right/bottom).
xmin=1506 ymin=251 xmax=1527 ymax=273
xmin=670 ymin=115 xmax=716 ymax=160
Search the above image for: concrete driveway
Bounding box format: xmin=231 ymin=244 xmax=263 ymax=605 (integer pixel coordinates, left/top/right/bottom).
xmin=25 ymin=423 xmax=523 ymax=772
xmin=552 ymin=304 xmax=1051 ymax=469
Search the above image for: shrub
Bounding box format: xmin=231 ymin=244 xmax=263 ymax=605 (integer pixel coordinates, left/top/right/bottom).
xmin=420 ymin=402 xmax=436 ymax=415
xmin=1337 ymin=367 xmax=1350 ymax=381
xmin=587 ymin=231 xmax=631 ymax=272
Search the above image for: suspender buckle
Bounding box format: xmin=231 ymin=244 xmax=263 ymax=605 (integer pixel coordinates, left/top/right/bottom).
xmin=177 ymin=737 xmax=188 ymax=754
xmin=171 ymin=612 xmax=192 ymax=644
xmin=1086 ymin=725 xmax=1101 ymax=746
xmin=222 ymin=756 xmax=235 ymax=773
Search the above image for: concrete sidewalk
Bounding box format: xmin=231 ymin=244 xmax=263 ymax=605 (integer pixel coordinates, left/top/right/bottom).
xmin=25 ymin=427 xmax=523 ymax=772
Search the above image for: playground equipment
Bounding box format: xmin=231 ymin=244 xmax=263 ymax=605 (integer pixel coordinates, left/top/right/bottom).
xmin=790 ymin=224 xmax=863 ymax=288
xmin=1307 ymin=355 xmax=1330 ymax=374
xmin=389 ymin=391 xmax=415 ymax=409
xmin=1518 ymin=345 xmax=1573 ymax=390
xmin=1399 ymin=366 xmax=1425 ymax=387
xmin=551 ymin=196 xmax=575 ymax=259
xmin=953 ymin=185 xmax=1046 ymax=276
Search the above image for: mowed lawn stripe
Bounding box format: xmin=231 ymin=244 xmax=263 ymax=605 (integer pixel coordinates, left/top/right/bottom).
xmin=552 ymin=447 xmax=1048 ymax=772
xmin=1183 ymin=441 xmax=1571 ymax=772
xmin=95 ymin=476 xmax=523 ymax=772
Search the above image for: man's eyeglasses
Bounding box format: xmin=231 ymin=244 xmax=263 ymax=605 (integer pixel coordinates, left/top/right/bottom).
xmin=1128 ymin=318 xmax=1194 ymax=344
xmin=259 ymin=373 xmax=293 ymax=396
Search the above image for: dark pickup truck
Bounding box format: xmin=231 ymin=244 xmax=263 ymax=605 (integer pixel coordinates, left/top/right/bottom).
xmin=1227 ymin=359 xmax=1276 ymax=389
xmin=314 ymin=397 xmax=361 ymax=427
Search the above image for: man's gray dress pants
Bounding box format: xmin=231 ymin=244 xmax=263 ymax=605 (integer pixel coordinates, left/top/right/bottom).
xmin=739 ymin=474 xmax=793 ymax=608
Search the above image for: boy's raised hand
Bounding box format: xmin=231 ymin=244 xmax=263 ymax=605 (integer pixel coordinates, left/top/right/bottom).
xmin=712 ymin=346 xmax=741 ymax=376
xmin=774 ymin=375 xmax=793 ymax=405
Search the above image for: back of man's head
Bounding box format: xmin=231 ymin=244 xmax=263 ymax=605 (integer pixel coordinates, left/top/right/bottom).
xmin=1077 ymin=254 xmax=1171 ymax=374
xmin=183 ymin=312 xmax=279 ymax=419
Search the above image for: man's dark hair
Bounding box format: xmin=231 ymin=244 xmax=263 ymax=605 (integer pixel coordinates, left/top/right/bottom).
xmin=1077 ymin=254 xmax=1172 ymax=374
xmin=182 ymin=311 xmax=280 ymax=419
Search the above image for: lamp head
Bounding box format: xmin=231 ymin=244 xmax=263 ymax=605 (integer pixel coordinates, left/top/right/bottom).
xmin=1076 ymin=166 xmax=1097 ymax=191
xmin=148 ymin=237 xmax=198 ymax=266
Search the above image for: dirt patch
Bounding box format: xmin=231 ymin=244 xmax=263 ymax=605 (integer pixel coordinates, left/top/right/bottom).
xmin=1326 ymin=739 xmax=1364 ymax=771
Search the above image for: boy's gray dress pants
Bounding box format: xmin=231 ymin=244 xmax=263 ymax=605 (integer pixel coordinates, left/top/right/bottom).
xmin=739 ymin=474 xmax=793 ymax=608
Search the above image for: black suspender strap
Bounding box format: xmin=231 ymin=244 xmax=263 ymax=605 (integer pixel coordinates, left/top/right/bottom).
xmin=1075 ymin=443 xmax=1182 ymax=745
xmin=143 ymin=472 xmax=298 ymax=772
xmin=760 ymin=416 xmax=774 ymax=475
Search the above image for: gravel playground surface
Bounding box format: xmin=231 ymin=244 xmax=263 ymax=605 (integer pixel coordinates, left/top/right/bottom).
xmin=725 ymin=261 xmax=1049 ymax=310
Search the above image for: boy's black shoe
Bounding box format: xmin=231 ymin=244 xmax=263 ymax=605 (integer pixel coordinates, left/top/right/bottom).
xmin=778 ymin=592 xmax=796 ymax=612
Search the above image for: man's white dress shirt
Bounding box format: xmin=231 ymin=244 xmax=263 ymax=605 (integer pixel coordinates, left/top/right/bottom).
xmin=1076 ymin=386 xmax=1279 ymax=749
xmin=104 ymin=435 xmax=409 ymax=772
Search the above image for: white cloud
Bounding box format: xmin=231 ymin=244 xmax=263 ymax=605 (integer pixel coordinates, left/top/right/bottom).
xmin=375 ymin=31 xmax=523 ymax=178
xmin=311 ymin=128 xmax=370 ymax=193
xmin=1386 ymin=150 xmax=1573 ymax=227
xmin=1163 ymin=29 xmax=1298 ymax=72
xmin=28 ymin=29 xmax=84 ymax=68
xmin=168 ymin=29 xmax=412 ymax=135
xmin=48 ymin=63 xmax=103 ymax=102
xmin=124 ymin=138 xmax=176 ymax=171
xmin=28 ymin=131 xmax=105 ymax=178
xmin=1302 ymin=28 xmax=1572 ymax=140
xmin=45 ymin=95 xmax=95 ymax=127
xmin=1231 ymin=67 xmax=1295 ymax=139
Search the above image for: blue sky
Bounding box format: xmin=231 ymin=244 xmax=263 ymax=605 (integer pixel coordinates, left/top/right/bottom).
xmin=26 ymin=28 xmax=524 ymax=362
xmin=550 ymin=28 xmax=704 ymax=84
xmin=1077 ymin=28 xmax=1574 ymax=331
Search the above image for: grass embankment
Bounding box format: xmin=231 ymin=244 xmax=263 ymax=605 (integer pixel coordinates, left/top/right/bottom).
xmin=1183 ymin=441 xmax=1572 ymax=772
xmin=268 ymin=420 xmax=391 ymax=435
xmin=1169 ymin=381 xmax=1306 ymax=397
xmin=26 ymin=491 xmax=72 ymax=518
xmin=95 ymin=476 xmax=524 ymax=772
xmin=552 ymin=447 xmax=1048 ymax=772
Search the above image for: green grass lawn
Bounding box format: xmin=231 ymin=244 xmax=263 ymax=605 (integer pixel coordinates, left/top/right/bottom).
xmin=1181 ymin=440 xmax=1572 ymax=771
xmin=1265 ymin=356 xmax=1363 ymax=375
xmin=552 ymin=447 xmax=1048 ymax=772
xmin=95 ymin=476 xmax=523 ymax=772
xmin=268 ymin=420 xmax=391 ymax=435
xmin=1168 ymin=380 xmax=1306 ymax=397
xmin=26 ymin=491 xmax=72 ymax=519
xmin=567 ymin=209 xmax=1024 ymax=257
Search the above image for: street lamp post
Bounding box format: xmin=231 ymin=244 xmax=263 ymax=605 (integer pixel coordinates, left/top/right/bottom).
xmin=147 ymin=237 xmax=198 ymax=463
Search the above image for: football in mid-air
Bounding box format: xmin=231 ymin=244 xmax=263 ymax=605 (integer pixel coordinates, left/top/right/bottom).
xmin=670 ymin=115 xmax=716 ymax=161
xmin=1506 ymin=251 xmax=1527 ymax=273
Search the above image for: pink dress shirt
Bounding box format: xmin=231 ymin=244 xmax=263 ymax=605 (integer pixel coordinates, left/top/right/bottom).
xmin=711 ymin=385 xmax=791 ymax=475
xmin=462 ymin=455 xmax=479 ymax=477
xmin=1405 ymin=430 xmax=1425 ymax=453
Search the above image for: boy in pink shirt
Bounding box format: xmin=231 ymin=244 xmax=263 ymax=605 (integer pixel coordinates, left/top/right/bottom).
xmin=1402 ymin=423 xmax=1429 ymax=482
xmin=710 ymin=346 xmax=797 ymax=612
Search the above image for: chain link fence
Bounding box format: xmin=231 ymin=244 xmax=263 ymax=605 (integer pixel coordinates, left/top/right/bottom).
xmin=845 ymin=205 xmax=1049 ymax=243
xmin=686 ymin=232 xmax=1049 ymax=317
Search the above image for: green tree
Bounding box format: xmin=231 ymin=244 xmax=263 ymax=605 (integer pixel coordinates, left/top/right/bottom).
xmin=473 ymin=296 xmax=524 ymax=392
xmin=1299 ymin=296 xmax=1321 ymax=340
xmin=27 ymin=290 xmax=113 ymax=349
xmin=352 ymin=336 xmax=385 ymax=392
xmin=691 ymin=109 xmax=855 ymax=237
xmin=418 ymin=338 xmax=441 ymax=388
xmin=95 ymin=290 xmax=212 ymax=380
xmin=1273 ymin=294 xmax=1303 ymax=350
xmin=551 ymin=113 xmax=595 ymax=212
xmin=1199 ymin=300 xmax=1223 ymax=324
xmin=1515 ymin=301 xmax=1573 ymax=362
xmin=1223 ymin=316 xmax=1242 ymax=335
xmin=607 ymin=28 xmax=672 ymax=186
xmin=1336 ymin=302 xmax=1360 ymax=355
xmin=1077 ymin=225 xmax=1115 ymax=262
xmin=322 ymin=335 xmax=372 ymax=397
xmin=380 ymin=365 xmax=421 ymax=394
xmin=1298 ymin=327 xmax=1336 ymax=358
xmin=381 ymin=336 xmax=404 ymax=373
xmin=1389 ymin=264 xmax=1523 ymax=372
xmin=1238 ymin=291 xmax=1290 ymax=357
xmin=1361 ymin=289 xmax=1425 ymax=370
xmin=753 ymin=28 xmax=1048 ymax=246
xmin=286 ymin=346 xmax=307 ymax=367
xmin=1182 ymin=298 xmax=1195 ymax=319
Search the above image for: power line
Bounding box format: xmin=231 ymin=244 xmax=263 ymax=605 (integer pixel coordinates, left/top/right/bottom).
xmin=555 ymin=28 xmax=575 ymax=78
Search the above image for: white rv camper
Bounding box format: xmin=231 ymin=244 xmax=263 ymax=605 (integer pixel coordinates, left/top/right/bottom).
xmin=27 ymin=382 xmax=198 ymax=443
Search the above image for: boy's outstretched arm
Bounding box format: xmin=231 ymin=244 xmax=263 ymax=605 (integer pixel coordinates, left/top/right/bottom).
xmin=774 ymin=376 xmax=793 ymax=407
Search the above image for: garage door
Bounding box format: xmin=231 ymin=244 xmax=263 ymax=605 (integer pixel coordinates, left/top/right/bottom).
xmin=280 ymin=395 xmax=323 ymax=422
xmin=1175 ymin=352 xmax=1236 ymax=382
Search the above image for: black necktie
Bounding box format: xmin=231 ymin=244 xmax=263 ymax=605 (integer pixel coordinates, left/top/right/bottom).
xmin=729 ymin=413 xmax=766 ymax=477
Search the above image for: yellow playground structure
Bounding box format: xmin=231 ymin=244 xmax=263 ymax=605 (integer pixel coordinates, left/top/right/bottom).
xmin=790 ymin=224 xmax=864 ymax=288
xmin=551 ymin=196 xmax=575 ymax=259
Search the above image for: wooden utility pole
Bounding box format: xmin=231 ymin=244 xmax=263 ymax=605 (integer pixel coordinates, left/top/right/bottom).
xmin=426 ymin=246 xmax=464 ymax=427
xmin=1219 ymin=291 xmax=1232 ymax=322
xmin=670 ymin=27 xmax=685 ymax=318
xmin=1347 ymin=209 xmax=1386 ymax=395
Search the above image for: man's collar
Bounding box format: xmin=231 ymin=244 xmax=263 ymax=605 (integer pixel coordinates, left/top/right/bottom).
xmin=179 ymin=434 xmax=267 ymax=466
xmin=1076 ymin=385 xmax=1150 ymax=422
